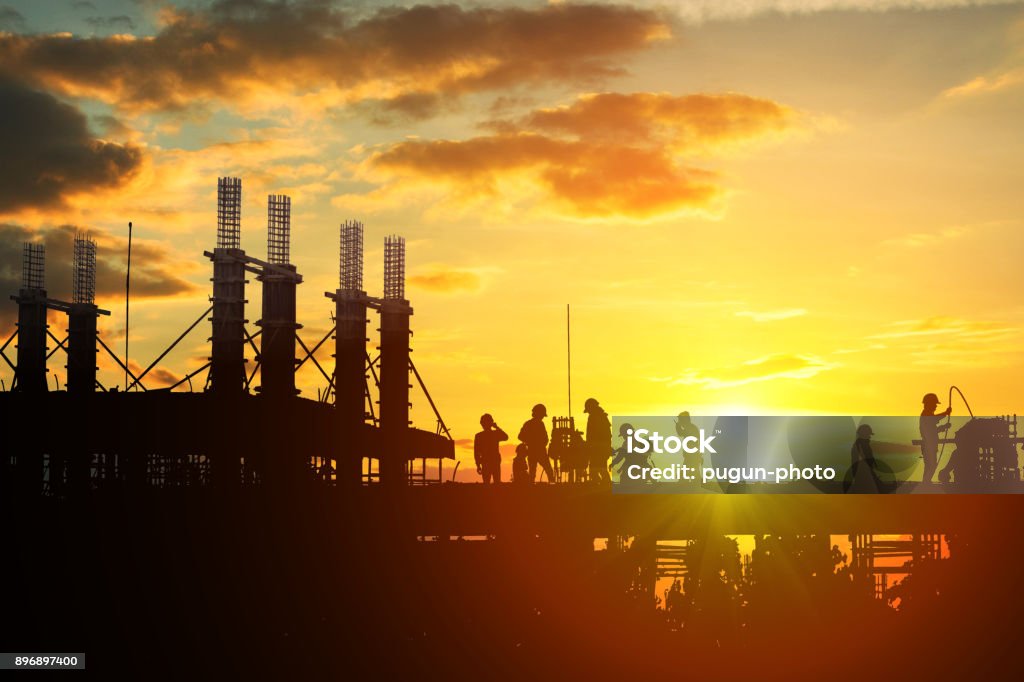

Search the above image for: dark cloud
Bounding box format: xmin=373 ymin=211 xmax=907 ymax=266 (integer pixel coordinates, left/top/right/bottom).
xmin=84 ymin=15 xmax=136 ymax=31
xmin=0 ymin=79 xmax=143 ymax=212
xmin=354 ymin=92 xmax=451 ymax=125
xmin=0 ymin=6 xmax=24 ymax=31
xmin=0 ymin=1 xmax=668 ymax=115
xmin=92 ymin=113 xmax=133 ymax=138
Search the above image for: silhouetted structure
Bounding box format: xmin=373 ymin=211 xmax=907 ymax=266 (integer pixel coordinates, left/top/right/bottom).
xmin=2 ymin=177 xmax=1024 ymax=678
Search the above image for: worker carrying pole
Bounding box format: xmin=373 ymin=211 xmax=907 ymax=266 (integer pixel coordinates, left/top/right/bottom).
xmin=919 ymin=392 xmax=951 ymax=484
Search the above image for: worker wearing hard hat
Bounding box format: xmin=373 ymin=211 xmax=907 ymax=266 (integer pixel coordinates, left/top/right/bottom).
xmin=845 ymin=423 xmax=880 ymax=492
xmin=474 ymin=413 xmax=508 ymax=484
xmin=518 ymin=403 xmax=555 ymax=483
xmin=584 ymin=398 xmax=612 ymax=484
xmin=851 ymin=424 xmax=876 ymax=468
xmin=920 ymin=393 xmax=952 ymax=484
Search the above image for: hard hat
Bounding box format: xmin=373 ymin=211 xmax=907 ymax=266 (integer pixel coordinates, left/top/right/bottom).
xmin=532 ymin=403 xmax=547 ymax=417
xmin=584 ymin=398 xmax=599 ymax=413
xmin=856 ymin=424 xmax=874 ymax=438
xmin=677 ymin=411 xmax=691 ymax=421
xmin=922 ymin=393 xmax=940 ymax=405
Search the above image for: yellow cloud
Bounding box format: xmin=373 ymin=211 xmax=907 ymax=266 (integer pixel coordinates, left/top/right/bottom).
xmin=659 ymin=354 xmax=837 ymax=389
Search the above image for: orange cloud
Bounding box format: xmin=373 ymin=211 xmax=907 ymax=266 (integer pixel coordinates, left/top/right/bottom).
xmin=0 ymin=1 xmax=669 ymax=117
xmin=409 ymin=268 xmax=482 ymax=294
xmin=126 ymin=359 xmax=179 ymax=388
xmin=352 ymin=91 xmax=798 ymax=219
xmin=509 ymin=92 xmax=793 ymax=148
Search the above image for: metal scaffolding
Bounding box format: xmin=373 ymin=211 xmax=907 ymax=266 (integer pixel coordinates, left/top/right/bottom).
xmin=22 ymin=243 xmax=45 ymax=291
xmin=383 ymin=235 xmax=405 ymax=301
xmin=73 ymin=234 xmax=97 ymax=305
xmin=217 ymin=177 xmax=242 ymax=249
xmin=340 ymin=220 xmax=364 ymax=292
xmin=267 ymin=195 xmax=291 ymax=265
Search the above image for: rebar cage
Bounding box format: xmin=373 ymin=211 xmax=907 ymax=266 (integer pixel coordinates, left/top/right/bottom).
xmin=21 ymin=243 xmax=44 ymax=291
xmin=267 ymin=194 xmax=291 ymax=265
xmin=383 ymin=235 xmax=405 ymax=301
xmin=72 ymin=234 xmax=97 ymax=304
xmin=217 ymin=177 xmax=242 ymax=249
xmin=340 ymin=220 xmax=364 ymax=292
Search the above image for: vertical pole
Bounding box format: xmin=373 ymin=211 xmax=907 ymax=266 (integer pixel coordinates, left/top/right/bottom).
xmin=125 ymin=221 xmax=132 ymax=391
xmin=567 ymin=303 xmax=571 ymax=419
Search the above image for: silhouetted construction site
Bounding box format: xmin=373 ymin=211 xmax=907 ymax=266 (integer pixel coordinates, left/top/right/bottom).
xmin=2 ymin=178 xmax=1022 ymax=678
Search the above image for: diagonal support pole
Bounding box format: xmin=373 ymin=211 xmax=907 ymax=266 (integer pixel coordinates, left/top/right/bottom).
xmin=46 ymin=334 xmax=68 ymax=360
xmin=0 ymin=328 xmax=17 ymax=355
xmin=168 ymin=361 xmax=211 ymax=391
xmin=129 ymin=305 xmax=212 ymax=391
xmin=244 ymin=328 xmax=262 ymax=360
xmin=97 ymin=335 xmax=146 ymax=391
xmin=295 ymin=325 xmax=335 ymax=371
xmin=296 ymin=333 xmax=332 ymax=389
xmin=366 ymin=351 xmax=380 ymax=388
xmin=409 ymin=357 xmax=451 ymax=441
xmin=245 ymin=360 xmax=261 ymax=391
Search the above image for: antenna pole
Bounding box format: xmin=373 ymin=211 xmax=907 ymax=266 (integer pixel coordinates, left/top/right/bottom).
xmin=567 ymin=303 xmax=571 ymax=419
xmin=125 ymin=221 xmax=132 ymax=391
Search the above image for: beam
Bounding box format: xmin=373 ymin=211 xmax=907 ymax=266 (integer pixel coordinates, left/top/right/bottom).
xmin=296 ymin=332 xmax=332 ymax=389
xmin=168 ymin=362 xmax=211 ymax=391
xmin=409 ymin=357 xmax=451 ymax=441
xmin=295 ymin=325 xmax=335 ymax=372
xmin=97 ymin=335 xmax=146 ymax=391
xmin=129 ymin=305 xmax=212 ymax=391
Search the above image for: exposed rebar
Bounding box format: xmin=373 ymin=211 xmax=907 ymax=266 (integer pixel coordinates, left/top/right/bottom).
xmin=73 ymin=233 xmax=97 ymax=305
xmin=21 ymin=242 xmax=44 ymax=291
xmin=339 ymin=220 xmax=364 ymax=291
xmin=267 ymin=194 xmax=291 ymax=264
xmin=217 ymin=177 xmax=242 ymax=249
xmin=383 ymin=235 xmax=405 ymax=301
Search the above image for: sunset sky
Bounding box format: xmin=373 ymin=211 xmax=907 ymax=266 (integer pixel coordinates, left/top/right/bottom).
xmin=1 ymin=0 xmax=1022 ymax=470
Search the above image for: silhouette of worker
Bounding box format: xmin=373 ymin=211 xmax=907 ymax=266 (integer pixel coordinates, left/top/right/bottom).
xmin=675 ymin=411 xmax=701 ymax=474
xmin=584 ymin=398 xmax=612 ymax=484
xmin=851 ymin=424 xmax=876 ymax=469
xmin=920 ymin=393 xmax=951 ymax=484
xmin=474 ymin=413 xmax=508 ymax=484
xmin=519 ymin=404 xmax=554 ymax=483
xmin=846 ymin=423 xmax=881 ymax=492
xmin=512 ymin=443 xmax=530 ymax=483
xmin=611 ymin=422 xmax=651 ymax=486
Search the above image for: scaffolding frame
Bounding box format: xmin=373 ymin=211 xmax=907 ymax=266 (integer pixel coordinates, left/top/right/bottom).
xmin=383 ymin=235 xmax=405 ymax=301
xmin=340 ymin=220 xmax=364 ymax=292
xmin=217 ymin=177 xmax=241 ymax=249
xmin=73 ymin=234 xmax=97 ymax=305
xmin=22 ymin=243 xmax=45 ymax=290
xmin=267 ymin=194 xmax=291 ymax=265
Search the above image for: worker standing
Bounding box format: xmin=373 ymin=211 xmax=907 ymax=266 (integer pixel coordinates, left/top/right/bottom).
xmin=474 ymin=413 xmax=508 ymax=484
xmin=519 ymin=404 xmax=555 ymax=483
xmin=919 ymin=393 xmax=951 ymax=484
xmin=675 ymin=411 xmax=702 ymax=475
xmin=584 ymin=398 xmax=612 ymax=484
